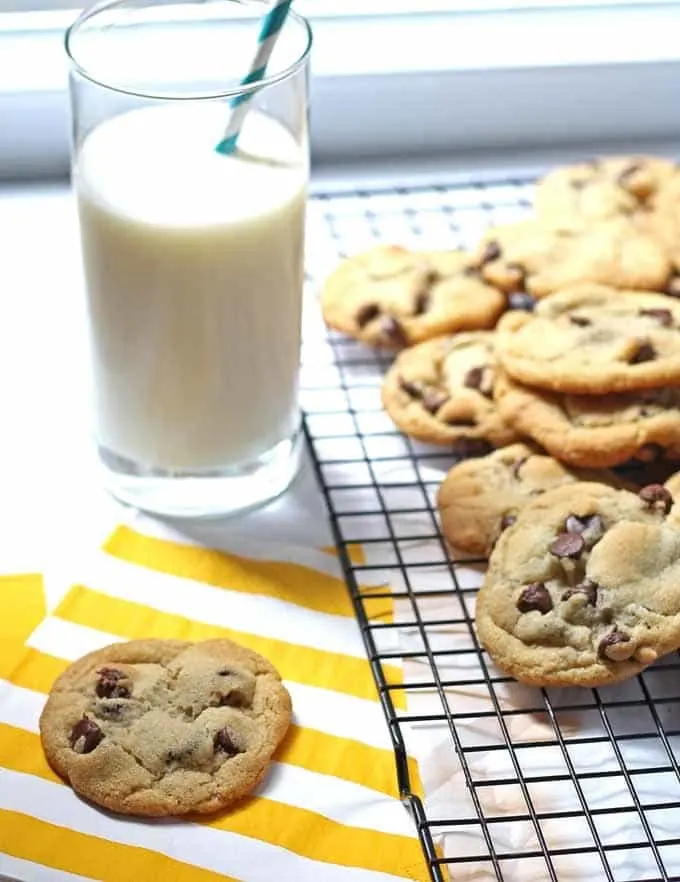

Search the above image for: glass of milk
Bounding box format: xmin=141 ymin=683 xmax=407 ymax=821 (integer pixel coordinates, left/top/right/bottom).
xmin=65 ymin=0 xmax=311 ymax=517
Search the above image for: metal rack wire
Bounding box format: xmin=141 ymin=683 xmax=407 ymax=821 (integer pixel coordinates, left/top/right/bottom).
xmin=300 ymin=175 xmax=680 ymax=882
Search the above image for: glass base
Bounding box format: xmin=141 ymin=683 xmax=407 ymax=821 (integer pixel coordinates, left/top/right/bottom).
xmin=98 ymin=429 xmax=304 ymax=518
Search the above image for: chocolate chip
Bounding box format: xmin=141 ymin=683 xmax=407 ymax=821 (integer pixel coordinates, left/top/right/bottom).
xmin=398 ymin=376 xmax=448 ymax=413
xmin=356 ymin=303 xmax=380 ymax=328
xmin=640 ymin=307 xmax=673 ymax=327
xmin=450 ymin=438 xmax=493 ymax=460
xmin=507 ymin=291 xmax=536 ymax=312
xmin=479 ymin=241 xmax=501 ymax=266
xmin=511 ymin=456 xmax=528 ymax=479
xmin=95 ymin=667 xmax=130 ymax=700
xmin=598 ymin=629 xmax=634 ymax=661
xmin=562 ymin=579 xmax=598 ymax=605
xmin=446 ymin=417 xmax=477 ymax=428
xmin=218 ymin=668 xmax=234 ymax=676
xmin=398 ymin=376 xmax=424 ymax=399
xmin=564 ymin=513 xmax=605 ymax=548
xmin=569 ymin=315 xmax=591 ymax=327
xmin=69 ymin=716 xmax=104 ymax=754
xmin=639 ymin=483 xmax=673 ymax=514
xmin=500 ymin=513 xmax=517 ymax=531
xmin=413 ymin=290 xmax=431 ymax=315
xmin=214 ymin=727 xmax=240 ymax=756
xmin=517 ymin=582 xmax=553 ymax=614
xmin=666 ymin=275 xmax=680 ymax=298
xmin=379 ymin=316 xmax=408 ymax=348
xmin=463 ymin=366 xmax=493 ymax=398
xmin=422 ymin=389 xmax=449 ymax=414
xmin=463 ymin=366 xmax=484 ymax=390
xmin=628 ymin=341 xmax=656 ymax=364
xmin=550 ymin=532 xmax=585 ymax=559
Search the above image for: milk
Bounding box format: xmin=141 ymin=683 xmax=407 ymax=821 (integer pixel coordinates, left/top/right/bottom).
xmin=75 ymin=104 xmax=307 ymax=472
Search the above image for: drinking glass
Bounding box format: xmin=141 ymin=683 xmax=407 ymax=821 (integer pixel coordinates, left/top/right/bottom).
xmin=65 ymin=0 xmax=311 ymax=517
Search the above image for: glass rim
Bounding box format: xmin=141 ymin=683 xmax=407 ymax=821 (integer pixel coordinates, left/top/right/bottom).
xmin=64 ymin=0 xmax=312 ymax=101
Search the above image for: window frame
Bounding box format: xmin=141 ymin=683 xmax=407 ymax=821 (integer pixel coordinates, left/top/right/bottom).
xmin=2 ymin=3 xmax=680 ymax=181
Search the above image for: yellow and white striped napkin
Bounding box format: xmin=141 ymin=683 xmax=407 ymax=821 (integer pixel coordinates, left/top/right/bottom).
xmin=0 ymin=519 xmax=431 ymax=882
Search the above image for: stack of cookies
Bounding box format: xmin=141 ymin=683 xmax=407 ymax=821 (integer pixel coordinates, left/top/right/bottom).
xmin=492 ymin=284 xmax=680 ymax=467
xmin=320 ymin=153 xmax=680 ymax=496
xmin=320 ymin=154 xmax=680 ymax=687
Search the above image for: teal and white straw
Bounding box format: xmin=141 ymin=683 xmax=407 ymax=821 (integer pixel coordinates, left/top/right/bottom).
xmin=216 ymin=0 xmax=293 ymax=155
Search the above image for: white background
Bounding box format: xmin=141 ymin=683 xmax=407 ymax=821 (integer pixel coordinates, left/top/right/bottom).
xmin=3 ymin=1 xmax=680 ymax=181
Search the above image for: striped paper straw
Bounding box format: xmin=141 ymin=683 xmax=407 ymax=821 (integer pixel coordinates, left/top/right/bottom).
xmin=216 ymin=0 xmax=293 ymax=155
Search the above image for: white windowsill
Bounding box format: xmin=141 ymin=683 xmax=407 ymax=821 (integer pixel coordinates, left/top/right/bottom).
xmin=3 ymin=4 xmax=680 ymax=180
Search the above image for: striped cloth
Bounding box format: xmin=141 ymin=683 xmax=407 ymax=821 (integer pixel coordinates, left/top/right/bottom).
xmin=0 ymin=520 xmax=431 ymax=882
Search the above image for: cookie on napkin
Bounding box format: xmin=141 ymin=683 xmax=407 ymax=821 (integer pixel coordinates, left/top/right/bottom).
xmin=39 ymin=637 xmax=292 ymax=816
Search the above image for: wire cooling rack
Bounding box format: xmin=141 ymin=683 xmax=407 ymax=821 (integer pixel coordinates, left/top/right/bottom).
xmin=299 ymin=175 xmax=680 ymax=882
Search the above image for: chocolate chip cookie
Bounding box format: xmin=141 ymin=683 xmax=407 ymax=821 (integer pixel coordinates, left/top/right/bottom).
xmin=437 ymin=443 xmax=623 ymax=557
xmin=534 ymin=155 xmax=680 ymax=288
xmin=494 ymin=372 xmax=680 ymax=468
xmin=496 ymin=284 xmax=680 ymax=394
xmin=535 ymin=156 xmax=679 ymax=228
xmin=476 ymin=481 xmax=680 ymax=687
xmin=381 ymin=332 xmax=518 ymax=452
xmin=39 ymin=638 xmax=292 ymax=816
xmin=320 ymin=245 xmax=506 ymax=349
xmin=470 ymin=218 xmax=671 ymax=299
